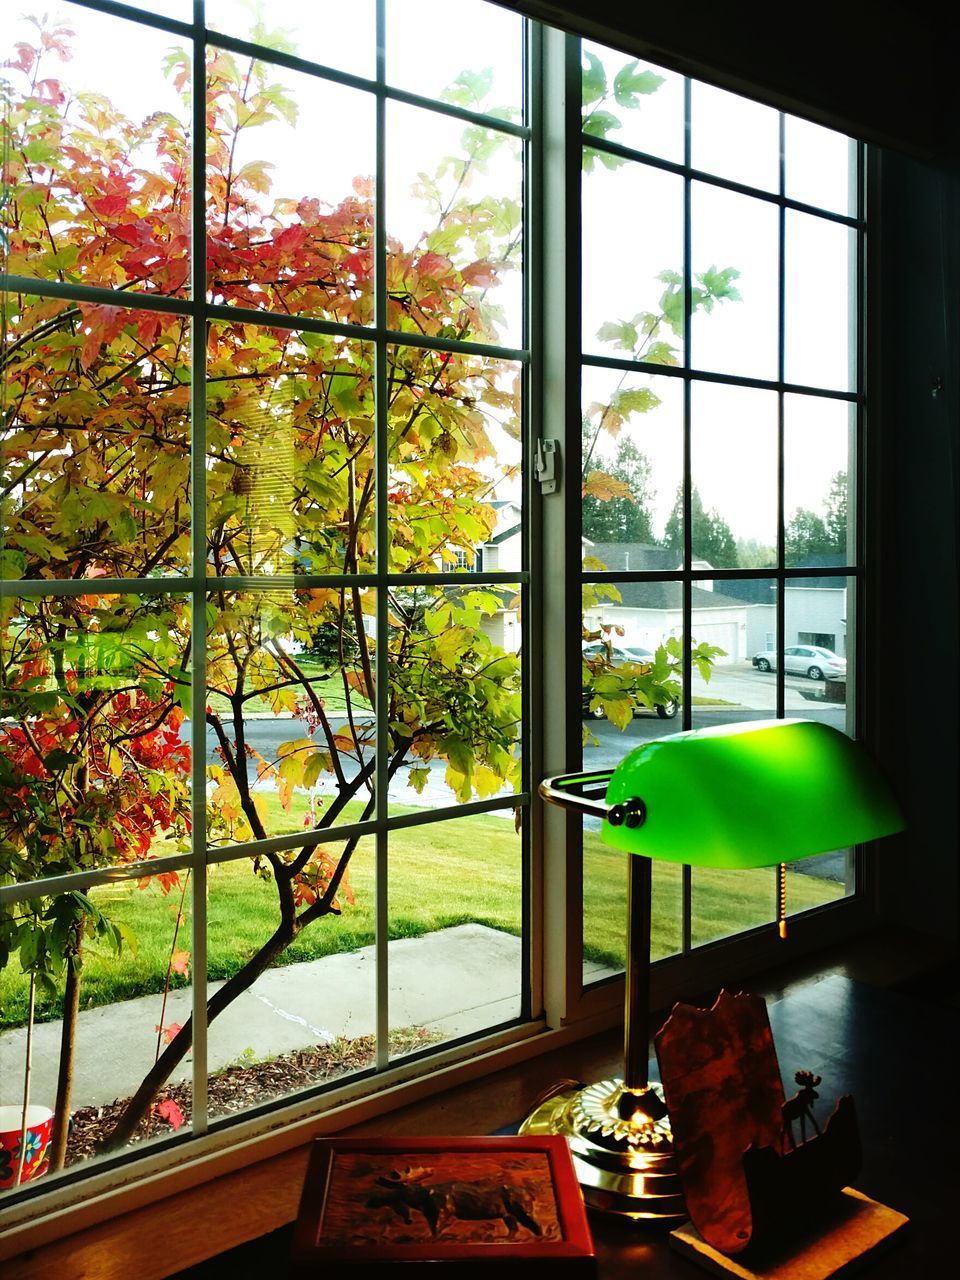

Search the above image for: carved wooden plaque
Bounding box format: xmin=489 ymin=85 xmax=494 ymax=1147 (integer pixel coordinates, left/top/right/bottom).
xmin=654 ymin=990 xmax=785 ymax=1255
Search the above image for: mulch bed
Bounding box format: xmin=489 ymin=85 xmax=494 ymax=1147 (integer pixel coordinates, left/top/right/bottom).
xmin=65 ymin=1027 xmax=438 ymax=1165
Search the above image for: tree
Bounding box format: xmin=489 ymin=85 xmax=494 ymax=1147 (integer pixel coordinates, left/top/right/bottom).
xmin=581 ymin=428 xmax=655 ymax=543
xmin=824 ymin=471 xmax=848 ymax=556
xmin=785 ymin=472 xmax=848 ymax=564
xmin=785 ymin=508 xmax=829 ymax=565
xmin=662 ymin=485 xmax=737 ymax=568
xmin=1 ymin=18 xmax=523 ymax=1153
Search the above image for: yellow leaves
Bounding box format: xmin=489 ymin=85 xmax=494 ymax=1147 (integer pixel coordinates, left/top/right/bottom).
xmin=345 ymin=670 xmax=369 ymax=698
xmin=433 ymin=626 xmax=473 ymax=671
xmin=583 ymin=470 xmax=635 ymax=503
xmin=473 ymin=764 xmax=503 ymax=799
xmin=235 ymin=159 xmax=275 ymax=192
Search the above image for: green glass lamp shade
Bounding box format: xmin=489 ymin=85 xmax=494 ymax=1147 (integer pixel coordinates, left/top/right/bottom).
xmin=600 ymin=718 xmax=904 ymax=868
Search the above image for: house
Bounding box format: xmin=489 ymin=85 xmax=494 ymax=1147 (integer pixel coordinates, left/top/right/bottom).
xmin=582 ymin=542 xmax=755 ymax=661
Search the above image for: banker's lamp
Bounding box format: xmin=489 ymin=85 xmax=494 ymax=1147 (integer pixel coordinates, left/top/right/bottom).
xmin=521 ymin=718 xmax=904 ymax=1221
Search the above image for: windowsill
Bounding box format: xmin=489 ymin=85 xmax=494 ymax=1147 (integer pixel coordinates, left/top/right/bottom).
xmin=0 ymin=924 xmax=948 ymax=1280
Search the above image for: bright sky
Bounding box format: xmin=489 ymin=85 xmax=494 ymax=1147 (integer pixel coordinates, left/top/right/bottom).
xmin=3 ymin=0 xmax=856 ymax=546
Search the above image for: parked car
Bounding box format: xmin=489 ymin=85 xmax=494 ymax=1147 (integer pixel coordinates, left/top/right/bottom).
xmin=582 ymin=641 xmax=679 ymax=719
xmin=751 ymin=645 xmax=847 ymax=680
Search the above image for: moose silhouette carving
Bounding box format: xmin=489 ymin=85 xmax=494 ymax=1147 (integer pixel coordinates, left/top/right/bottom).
xmin=366 ymin=1166 xmax=543 ymax=1238
xmin=780 ymin=1069 xmax=823 ymax=1151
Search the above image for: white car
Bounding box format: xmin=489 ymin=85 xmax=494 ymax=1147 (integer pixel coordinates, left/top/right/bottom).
xmin=752 ymin=645 xmax=846 ymax=680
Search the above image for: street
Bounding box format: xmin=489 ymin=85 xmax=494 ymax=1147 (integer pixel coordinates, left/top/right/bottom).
xmin=181 ymin=662 xmax=847 ymax=826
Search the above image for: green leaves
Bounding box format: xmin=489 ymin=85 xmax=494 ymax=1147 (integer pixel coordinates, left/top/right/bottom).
xmin=613 ymin=62 xmax=664 ymax=108
xmin=442 ymin=68 xmax=495 ymax=110
xmin=582 ymin=50 xmax=608 ymax=108
xmin=696 ymin=264 xmax=743 ymax=307
xmin=581 ymin=52 xmax=664 ymax=169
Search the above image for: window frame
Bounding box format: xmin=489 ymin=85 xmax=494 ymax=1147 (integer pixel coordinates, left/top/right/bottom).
xmin=0 ymin=0 xmax=877 ymax=1243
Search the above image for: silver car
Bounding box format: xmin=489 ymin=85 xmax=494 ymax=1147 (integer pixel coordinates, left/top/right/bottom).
xmin=752 ymin=645 xmax=846 ymax=680
xmin=582 ymin=642 xmax=679 ymax=719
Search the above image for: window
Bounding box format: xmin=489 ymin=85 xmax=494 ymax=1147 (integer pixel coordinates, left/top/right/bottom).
xmin=0 ymin=0 xmax=862 ymax=1218
xmin=577 ymin=39 xmax=861 ymax=969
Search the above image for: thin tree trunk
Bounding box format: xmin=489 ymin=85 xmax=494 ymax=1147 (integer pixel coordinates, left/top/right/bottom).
xmin=49 ymin=932 xmax=82 ymax=1171
xmin=14 ymin=971 xmax=37 ymax=1187
xmin=98 ymin=917 xmax=296 ymax=1153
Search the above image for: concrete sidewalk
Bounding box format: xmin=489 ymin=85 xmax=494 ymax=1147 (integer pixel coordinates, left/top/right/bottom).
xmin=0 ymin=925 xmax=617 ymax=1110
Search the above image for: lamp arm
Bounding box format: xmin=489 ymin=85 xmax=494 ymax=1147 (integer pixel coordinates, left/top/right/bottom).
xmin=539 ymin=772 xmax=646 ymax=830
xmin=538 ymin=771 xmax=613 ymax=819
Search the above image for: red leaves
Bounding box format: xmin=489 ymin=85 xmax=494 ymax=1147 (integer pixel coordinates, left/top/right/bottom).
xmin=460 ymin=260 xmax=499 ymax=288
xmin=170 ymin=950 xmax=190 ymax=978
xmin=155 ymin=1022 xmax=183 ymax=1046
xmin=156 ymin=1098 xmax=186 ymax=1130
xmin=7 ymin=42 xmax=37 ymax=75
xmin=111 ymin=223 xmax=142 ymax=246
xmin=78 ymin=302 xmax=127 ymax=370
xmin=139 ymin=870 xmax=183 ymax=896
xmin=296 ymin=197 xmax=322 ymax=226
xmin=90 ymin=193 xmax=129 ymax=220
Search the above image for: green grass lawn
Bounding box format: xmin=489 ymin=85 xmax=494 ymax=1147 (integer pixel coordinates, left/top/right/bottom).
xmin=0 ymin=804 xmax=843 ymax=1029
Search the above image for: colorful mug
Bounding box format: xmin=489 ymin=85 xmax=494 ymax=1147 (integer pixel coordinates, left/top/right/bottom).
xmin=0 ymin=1105 xmax=55 ymax=1189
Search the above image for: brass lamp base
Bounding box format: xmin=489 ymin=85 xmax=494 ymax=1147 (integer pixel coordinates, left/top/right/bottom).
xmin=519 ymin=1077 xmax=686 ymax=1223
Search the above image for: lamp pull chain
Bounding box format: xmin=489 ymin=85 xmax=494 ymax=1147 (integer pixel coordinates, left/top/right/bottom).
xmin=777 ymin=862 xmax=788 ymax=938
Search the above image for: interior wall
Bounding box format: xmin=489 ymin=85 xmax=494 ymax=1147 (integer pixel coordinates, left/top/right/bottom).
xmin=495 ymin=1 xmax=958 ymax=171
xmin=868 ymin=149 xmax=959 ymax=944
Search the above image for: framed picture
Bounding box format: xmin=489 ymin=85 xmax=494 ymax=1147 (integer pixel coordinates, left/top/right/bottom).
xmin=290 ymin=1134 xmax=596 ymax=1277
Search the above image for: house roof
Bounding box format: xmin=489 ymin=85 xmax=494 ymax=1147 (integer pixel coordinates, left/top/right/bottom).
xmin=788 ymin=553 xmax=848 ymax=589
xmin=489 ymin=522 xmax=521 ymax=546
xmin=585 ymin=543 xmax=680 ymax=572
xmin=607 ymin=580 xmax=757 ymax=611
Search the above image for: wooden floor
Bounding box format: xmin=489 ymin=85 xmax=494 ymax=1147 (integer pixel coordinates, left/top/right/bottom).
xmin=165 ymin=927 xmax=956 ymax=1279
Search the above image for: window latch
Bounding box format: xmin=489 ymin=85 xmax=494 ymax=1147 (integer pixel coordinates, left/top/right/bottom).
xmin=535 ymin=438 xmax=560 ymax=495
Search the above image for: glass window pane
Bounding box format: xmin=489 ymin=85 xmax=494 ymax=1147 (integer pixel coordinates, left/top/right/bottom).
xmin=581 ymin=43 xmax=684 ymax=163
xmin=581 ymin=369 xmax=683 ymax=550
xmin=122 ymin=2 xmax=193 ymax=16
xmin=691 ymin=184 xmax=779 ymax=379
xmin=387 ymin=349 xmax=521 ymax=574
xmin=690 ymin=382 xmax=778 ymax=567
xmin=206 ymin=1 xmax=377 ymax=79
xmin=386 ymin=0 xmax=523 ymax=116
xmin=0 ymin=872 xmax=194 ymax=1187
xmin=581 ymin=582 xmax=684 ymax=729
xmin=785 ymin=115 xmax=855 ymax=216
xmin=691 ymin=82 xmax=780 ymax=192
xmin=206 ymin=56 xmax=374 ymax=321
xmin=387 ymin=584 xmax=522 ymax=816
xmin=3 ymin=4 xmax=190 ymax=296
xmin=388 ymin=815 xmax=523 ymax=1059
xmin=206 ymin=836 xmax=377 ymax=1117
xmin=785 ymin=212 xmax=856 ymax=392
xmin=691 ymin=865 xmax=775 ymax=947
xmin=582 ymin=162 xmax=684 ymax=363
xmin=205 ymin=589 xmax=377 ymax=844
xmin=784 ymin=396 xmax=854 ymax=567
xmin=386 ymin=102 xmax=523 ymax=349
xmin=207 ymin=326 xmax=375 ymax=577
xmin=1 ymin=593 xmax=191 ymax=882
xmin=784 ymin=575 xmax=851 ymax=714
xmin=785 ymin=849 xmax=851 ymax=918
xmin=691 ymin=580 xmax=779 ymax=728
xmin=2 ymin=301 xmax=191 ymax=580
xmin=583 ymin=821 xmax=681 ymax=984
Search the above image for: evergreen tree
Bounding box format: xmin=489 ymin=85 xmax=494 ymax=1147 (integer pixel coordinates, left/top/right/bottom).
xmin=582 ymin=430 xmax=656 ymax=543
xmin=662 ymin=484 xmax=737 ymax=567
